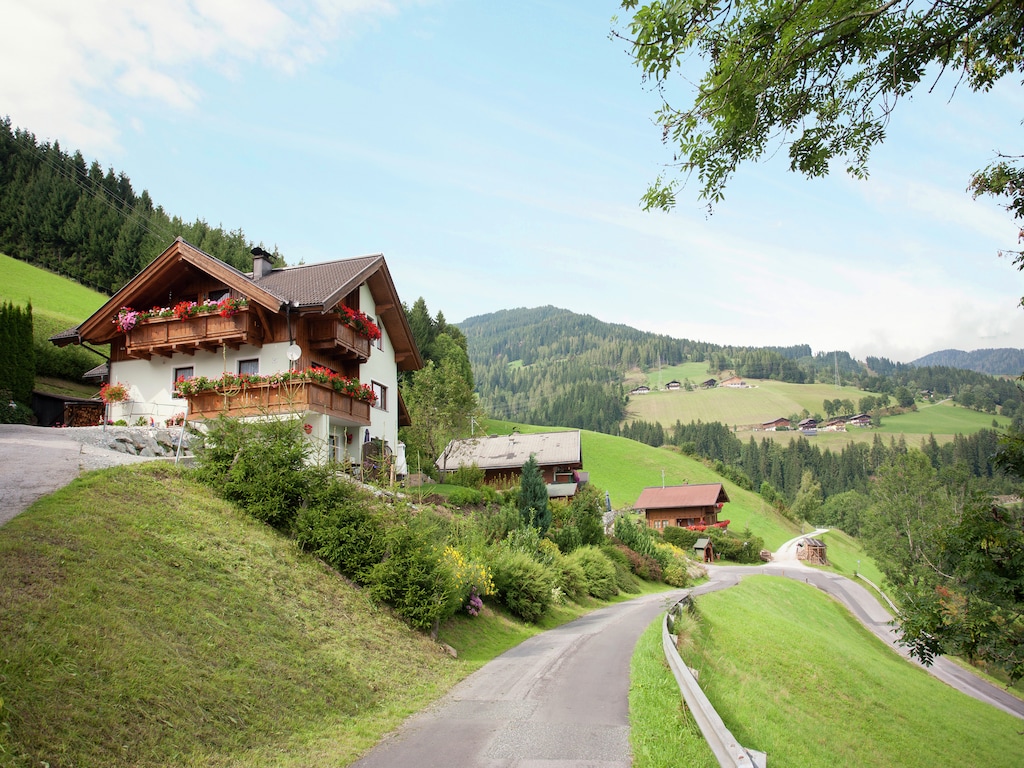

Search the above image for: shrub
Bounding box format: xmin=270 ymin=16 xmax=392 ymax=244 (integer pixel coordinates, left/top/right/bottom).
xmin=566 ymin=546 xmax=618 ymax=600
xmin=663 ymin=526 xmax=700 ymax=550
xmin=490 ymin=548 xmax=555 ymax=622
xmin=441 ymin=545 xmax=495 ymax=613
xmin=294 ymin=482 xmax=384 ymax=582
xmin=449 ymin=463 xmax=484 ymax=488
xmin=447 ymin=486 xmax=484 ymax=507
xmin=653 ymin=541 xmax=691 ymax=587
xmin=553 ymin=556 xmax=588 ymax=601
xmin=366 ymin=518 xmax=461 ymax=632
xmin=613 ymin=542 xmax=663 ymax=582
xmin=192 ymin=416 xmax=311 ymax=529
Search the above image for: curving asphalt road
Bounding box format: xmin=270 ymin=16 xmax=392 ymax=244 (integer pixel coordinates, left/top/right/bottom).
xmin=352 ymin=589 xmax=687 ymax=768
xmin=353 ymin=530 xmax=1024 ymax=767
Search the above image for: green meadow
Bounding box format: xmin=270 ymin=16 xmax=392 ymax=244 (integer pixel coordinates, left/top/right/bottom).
xmin=486 ymin=419 xmax=799 ymax=549
xmin=652 ymin=577 xmax=1024 ymax=768
xmin=624 ymin=365 xmax=1010 ymax=448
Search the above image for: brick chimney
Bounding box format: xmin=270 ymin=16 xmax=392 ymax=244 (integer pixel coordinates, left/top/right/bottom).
xmin=251 ymin=246 xmax=273 ymax=280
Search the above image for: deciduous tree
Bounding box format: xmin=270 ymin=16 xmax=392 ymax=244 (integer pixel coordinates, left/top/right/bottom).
xmin=615 ymin=0 xmax=1023 ymax=253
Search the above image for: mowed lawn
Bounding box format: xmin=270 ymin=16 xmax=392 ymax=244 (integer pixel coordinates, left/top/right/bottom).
xmin=683 ymin=576 xmax=1023 ymax=768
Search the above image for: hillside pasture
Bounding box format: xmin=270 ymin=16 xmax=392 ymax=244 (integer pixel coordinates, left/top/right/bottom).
xmin=1 ymin=252 xmax=107 ymax=331
xmin=683 ymin=577 xmax=1023 ymax=768
xmin=484 ymin=419 xmax=798 ymax=549
xmin=625 ymin=377 xmax=870 ymax=429
xmin=625 ymin=374 xmax=1009 ymax=450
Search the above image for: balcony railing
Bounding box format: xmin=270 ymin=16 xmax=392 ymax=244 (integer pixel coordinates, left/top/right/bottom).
xmin=185 ymin=378 xmax=371 ymax=424
xmin=125 ymin=309 xmax=261 ymax=358
xmin=307 ymin=317 xmax=371 ymax=361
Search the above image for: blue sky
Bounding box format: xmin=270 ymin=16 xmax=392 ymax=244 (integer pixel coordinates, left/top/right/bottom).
xmin=2 ymin=0 xmax=1022 ymax=363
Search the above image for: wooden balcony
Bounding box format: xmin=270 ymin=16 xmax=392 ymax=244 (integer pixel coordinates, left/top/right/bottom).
xmin=125 ymin=310 xmax=262 ymax=359
xmin=307 ymin=317 xmax=371 ymax=361
xmin=186 ymin=379 xmax=371 ymax=424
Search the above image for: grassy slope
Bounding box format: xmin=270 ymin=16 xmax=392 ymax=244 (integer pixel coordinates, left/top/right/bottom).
xmin=0 ymin=252 xmax=106 ymax=338
xmin=0 ymin=464 xmax=467 ymax=768
xmin=625 ymin=374 xmax=1010 ymax=447
xmin=676 ymin=577 xmax=1023 ymax=768
xmin=1 ymin=253 xmax=109 ymax=397
xmin=485 ymin=419 xmax=799 ymax=549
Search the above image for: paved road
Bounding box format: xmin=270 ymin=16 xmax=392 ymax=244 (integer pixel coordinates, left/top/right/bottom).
xmin=0 ymin=424 xmax=159 ymax=525
xmin=352 ymin=590 xmax=686 ymax=768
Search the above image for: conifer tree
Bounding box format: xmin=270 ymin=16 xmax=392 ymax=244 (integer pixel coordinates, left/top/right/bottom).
xmin=518 ymin=454 xmax=550 ymax=535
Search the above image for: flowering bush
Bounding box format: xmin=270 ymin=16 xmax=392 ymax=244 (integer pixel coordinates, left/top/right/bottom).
xmin=165 ymin=412 xmax=186 ymax=427
xmin=113 ymin=297 xmax=250 ymax=332
xmin=336 ymin=305 xmax=382 ymax=341
xmin=173 ymin=367 xmax=377 ymax=405
xmin=442 ymin=545 xmax=495 ymax=618
xmin=99 ymin=382 xmax=129 ymax=403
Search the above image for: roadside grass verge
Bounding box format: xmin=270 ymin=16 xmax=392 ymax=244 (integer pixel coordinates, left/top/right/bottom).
xmin=629 ymin=615 xmax=717 ymax=768
xmin=0 ymin=463 xmax=467 ymax=768
xmin=679 ymin=577 xmax=1023 ymax=768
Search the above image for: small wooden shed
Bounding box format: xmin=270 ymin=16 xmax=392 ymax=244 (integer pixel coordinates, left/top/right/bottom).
xmin=693 ymin=537 xmax=715 ymax=563
xmin=796 ymin=537 xmax=827 ymax=565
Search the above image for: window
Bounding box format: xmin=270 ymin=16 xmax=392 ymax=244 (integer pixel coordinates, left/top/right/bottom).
xmin=173 ymin=366 xmax=193 ymax=398
xmin=371 ymin=381 xmax=387 ymax=410
xmin=238 ymin=359 xmax=259 ymax=376
xmin=208 ymin=288 xmax=230 ymax=302
xmin=375 ymin=316 xmax=383 ymax=350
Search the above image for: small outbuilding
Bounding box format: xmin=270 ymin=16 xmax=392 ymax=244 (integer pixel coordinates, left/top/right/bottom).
xmin=693 ymin=537 xmax=715 ymax=563
xmin=796 ymin=537 xmax=827 ymax=565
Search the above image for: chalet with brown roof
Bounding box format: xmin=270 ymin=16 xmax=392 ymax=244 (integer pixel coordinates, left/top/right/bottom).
xmin=721 ymin=375 xmax=746 ymax=388
xmin=849 ymin=413 xmax=872 ymax=427
xmin=762 ymin=417 xmax=791 ymax=431
xmin=634 ymin=483 xmax=729 ymax=530
xmin=666 ymin=380 xmax=681 ymax=390
xmin=50 ymin=237 xmax=423 ymax=467
xmin=436 ymin=430 xmax=584 ymax=496
xmin=629 ymin=385 xmax=651 ymax=395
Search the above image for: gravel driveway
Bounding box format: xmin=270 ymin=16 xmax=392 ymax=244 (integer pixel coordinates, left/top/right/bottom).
xmin=0 ymin=424 xmax=184 ymax=526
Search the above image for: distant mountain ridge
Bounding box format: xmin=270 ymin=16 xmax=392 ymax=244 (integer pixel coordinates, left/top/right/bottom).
xmin=911 ymin=348 xmax=1024 ymax=376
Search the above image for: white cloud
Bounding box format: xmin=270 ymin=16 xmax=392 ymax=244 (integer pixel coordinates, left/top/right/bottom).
xmin=0 ymin=0 xmax=400 ymax=156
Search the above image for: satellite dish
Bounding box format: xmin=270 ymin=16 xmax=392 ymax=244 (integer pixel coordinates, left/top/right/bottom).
xmin=287 ymin=344 xmax=302 ymax=361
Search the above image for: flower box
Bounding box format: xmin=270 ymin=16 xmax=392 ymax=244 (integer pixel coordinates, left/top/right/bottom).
xmin=124 ymin=309 xmax=260 ymax=358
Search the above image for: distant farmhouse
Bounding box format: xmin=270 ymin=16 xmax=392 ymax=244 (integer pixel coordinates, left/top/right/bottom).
xmin=666 ymin=380 xmax=682 ymax=390
xmin=720 ymin=375 xmax=746 ymax=388
xmin=436 ymin=430 xmax=585 ymax=498
xmin=762 ymin=417 xmax=791 ymax=431
xmin=629 ymin=385 xmax=651 ymax=395
xmin=634 ymin=483 xmax=729 ymax=531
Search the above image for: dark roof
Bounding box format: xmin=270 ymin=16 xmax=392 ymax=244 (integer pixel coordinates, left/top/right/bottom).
xmin=83 ymin=363 xmax=109 ymax=380
xmin=694 ymin=537 xmax=712 ymax=549
xmin=635 ymin=483 xmax=729 ymax=510
xmin=250 ymin=254 xmax=382 ymax=309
